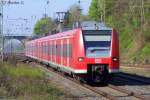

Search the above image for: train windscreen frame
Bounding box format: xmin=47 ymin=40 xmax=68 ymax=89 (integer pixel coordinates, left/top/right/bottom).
xmin=83 ymin=30 xmax=112 ymax=58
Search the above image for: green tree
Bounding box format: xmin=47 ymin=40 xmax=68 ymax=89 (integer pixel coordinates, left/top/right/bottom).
xmin=34 ymin=17 xmax=56 ymax=36
xmin=89 ymin=0 xmax=101 ymax=21
xmin=63 ymin=4 xmax=82 ymax=27
xmin=64 ymin=4 xmax=89 ymax=27
xmin=88 ymin=0 xmax=150 ymax=63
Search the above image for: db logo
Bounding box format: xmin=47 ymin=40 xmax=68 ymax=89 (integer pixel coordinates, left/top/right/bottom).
xmin=95 ymin=59 xmax=102 ymax=63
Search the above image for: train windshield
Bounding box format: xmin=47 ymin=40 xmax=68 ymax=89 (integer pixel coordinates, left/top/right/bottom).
xmin=83 ymin=30 xmax=112 ymax=58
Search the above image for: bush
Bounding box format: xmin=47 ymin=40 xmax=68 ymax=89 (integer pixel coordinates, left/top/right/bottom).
xmin=0 ymin=63 xmax=68 ymax=100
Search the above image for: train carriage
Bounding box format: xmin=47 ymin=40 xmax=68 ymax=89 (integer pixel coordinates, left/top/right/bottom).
xmin=25 ymin=22 xmax=119 ymax=83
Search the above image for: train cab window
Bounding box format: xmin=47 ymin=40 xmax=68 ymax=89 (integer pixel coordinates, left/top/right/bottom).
xmin=83 ymin=30 xmax=112 ymax=58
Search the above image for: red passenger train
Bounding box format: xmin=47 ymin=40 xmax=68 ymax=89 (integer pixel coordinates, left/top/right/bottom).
xmin=25 ymin=22 xmax=119 ymax=83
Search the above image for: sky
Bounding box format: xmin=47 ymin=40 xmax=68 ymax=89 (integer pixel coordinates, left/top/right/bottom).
xmin=3 ymin=0 xmax=92 ymax=35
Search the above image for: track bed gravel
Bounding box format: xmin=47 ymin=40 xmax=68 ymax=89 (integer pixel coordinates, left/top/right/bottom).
xmin=110 ymin=76 xmax=150 ymax=99
xmin=29 ymin=62 xmax=150 ymax=100
xmin=32 ymin=63 xmax=109 ymax=100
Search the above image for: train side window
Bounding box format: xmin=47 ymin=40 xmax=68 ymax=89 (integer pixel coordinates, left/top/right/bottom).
xmin=46 ymin=42 xmax=48 ymax=54
xmin=67 ymin=45 xmax=69 ymax=57
xmin=53 ymin=44 xmax=55 ymax=56
xmin=50 ymin=44 xmax=52 ymax=56
xmin=46 ymin=43 xmax=47 ymax=55
xmin=49 ymin=44 xmax=51 ymax=55
xmin=47 ymin=42 xmax=49 ymax=55
xmin=63 ymin=44 xmax=67 ymax=57
xmin=42 ymin=44 xmax=44 ymax=54
xmin=45 ymin=43 xmax=47 ymax=54
xmin=63 ymin=44 xmax=64 ymax=57
xmin=52 ymin=44 xmax=54 ymax=55
xmin=53 ymin=41 xmax=57 ymax=56
xmin=69 ymin=44 xmax=72 ymax=58
xmin=57 ymin=44 xmax=60 ymax=56
xmin=53 ymin=45 xmax=55 ymax=56
xmin=61 ymin=40 xmax=63 ymax=57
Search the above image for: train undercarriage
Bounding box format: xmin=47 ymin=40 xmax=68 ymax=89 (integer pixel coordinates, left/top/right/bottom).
xmin=86 ymin=64 xmax=111 ymax=83
xmin=73 ymin=64 xmax=113 ymax=84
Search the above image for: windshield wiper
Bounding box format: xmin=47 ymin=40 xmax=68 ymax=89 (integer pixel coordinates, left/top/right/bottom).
xmin=89 ymin=47 xmax=110 ymax=52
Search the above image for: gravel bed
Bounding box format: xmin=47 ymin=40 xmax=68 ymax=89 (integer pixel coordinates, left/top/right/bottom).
xmin=111 ymin=76 xmax=150 ymax=98
xmin=34 ymin=63 xmax=109 ymax=100
xmin=30 ymin=62 xmax=150 ymax=100
xmin=95 ymin=86 xmax=139 ymax=100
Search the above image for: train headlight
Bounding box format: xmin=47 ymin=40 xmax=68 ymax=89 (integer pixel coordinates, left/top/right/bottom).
xmin=78 ymin=57 xmax=84 ymax=62
xmin=113 ymin=57 xmax=118 ymax=62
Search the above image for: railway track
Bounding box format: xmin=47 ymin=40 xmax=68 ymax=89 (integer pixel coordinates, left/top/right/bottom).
xmin=17 ymin=56 xmax=150 ymax=100
xmin=31 ymin=62 xmax=150 ymax=100
xmin=108 ymin=84 xmax=150 ymax=100
xmin=44 ymin=66 xmax=117 ymax=100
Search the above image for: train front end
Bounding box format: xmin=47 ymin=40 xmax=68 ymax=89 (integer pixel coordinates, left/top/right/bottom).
xmin=82 ymin=29 xmax=119 ymax=83
xmin=74 ymin=22 xmax=119 ymax=83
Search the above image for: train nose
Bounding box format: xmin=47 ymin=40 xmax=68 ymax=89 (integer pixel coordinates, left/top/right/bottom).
xmin=85 ymin=58 xmax=110 ymax=64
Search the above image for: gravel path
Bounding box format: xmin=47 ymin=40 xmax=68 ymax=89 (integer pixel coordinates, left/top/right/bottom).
xmin=33 ymin=63 xmax=109 ymax=100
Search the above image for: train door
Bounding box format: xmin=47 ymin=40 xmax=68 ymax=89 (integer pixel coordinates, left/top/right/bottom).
xmin=67 ymin=39 xmax=70 ymax=67
xmin=47 ymin=41 xmax=50 ymax=61
xmin=50 ymin=41 xmax=52 ymax=62
xmin=39 ymin=42 xmax=42 ymax=59
xmin=52 ymin=41 xmax=54 ymax=62
xmin=54 ymin=41 xmax=57 ymax=63
xmin=46 ymin=41 xmax=49 ymax=61
xmin=56 ymin=40 xmax=61 ymax=65
xmin=45 ymin=41 xmax=47 ymax=61
xmin=41 ymin=42 xmax=43 ymax=60
xmin=41 ymin=42 xmax=43 ymax=59
xmin=63 ymin=39 xmax=67 ymax=66
xmin=61 ymin=40 xmax=63 ymax=65
xmin=37 ymin=41 xmax=39 ymax=58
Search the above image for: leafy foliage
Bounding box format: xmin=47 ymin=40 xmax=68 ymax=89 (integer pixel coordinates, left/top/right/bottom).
xmin=64 ymin=4 xmax=90 ymax=27
xmin=89 ymin=0 xmax=101 ymax=21
xmin=34 ymin=17 xmax=56 ymax=36
xmin=89 ymin=0 xmax=150 ymax=64
xmin=0 ymin=63 xmax=71 ymax=100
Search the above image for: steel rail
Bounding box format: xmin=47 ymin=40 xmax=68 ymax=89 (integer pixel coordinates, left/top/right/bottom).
xmin=46 ymin=66 xmax=118 ymax=100
xmin=22 ymin=58 xmax=149 ymax=100
xmin=108 ymin=84 xmax=150 ymax=100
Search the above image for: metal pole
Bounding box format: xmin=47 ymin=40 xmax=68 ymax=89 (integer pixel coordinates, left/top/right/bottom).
xmin=0 ymin=0 xmax=4 ymax=61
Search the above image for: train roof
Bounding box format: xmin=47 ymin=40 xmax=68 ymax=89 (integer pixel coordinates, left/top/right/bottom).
xmin=81 ymin=21 xmax=112 ymax=31
xmin=28 ymin=29 xmax=79 ymax=43
xmin=26 ymin=21 xmax=113 ymax=44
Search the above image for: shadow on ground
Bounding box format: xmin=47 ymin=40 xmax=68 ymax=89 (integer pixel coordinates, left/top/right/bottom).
xmin=109 ymin=72 xmax=150 ymax=86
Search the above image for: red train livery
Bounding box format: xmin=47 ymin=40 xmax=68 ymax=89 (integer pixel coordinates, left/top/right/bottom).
xmin=25 ymin=23 xmax=119 ymax=83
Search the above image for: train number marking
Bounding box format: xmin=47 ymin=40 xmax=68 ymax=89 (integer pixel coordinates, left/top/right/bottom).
xmin=95 ymin=59 xmax=102 ymax=63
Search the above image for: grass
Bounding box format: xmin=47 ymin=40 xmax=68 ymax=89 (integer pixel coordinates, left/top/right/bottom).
xmin=0 ymin=62 xmax=72 ymax=100
xmin=4 ymin=64 xmax=44 ymax=78
xmin=121 ymin=66 xmax=150 ymax=78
